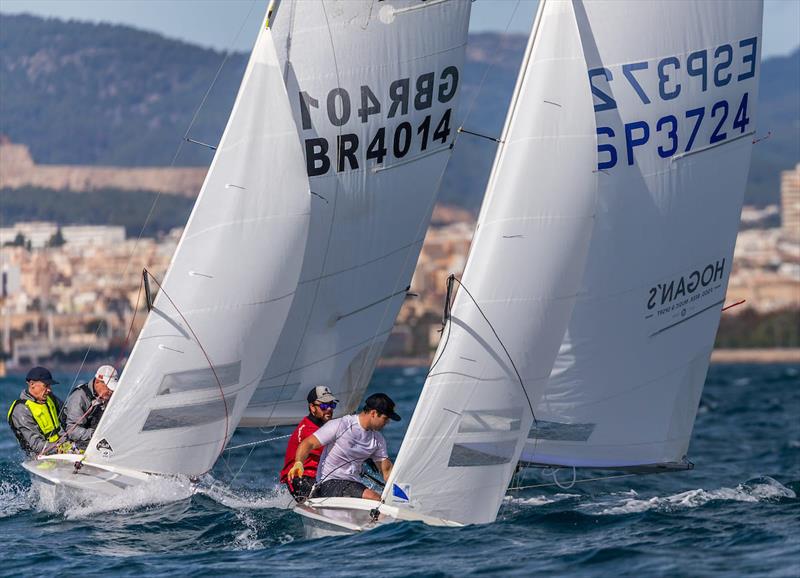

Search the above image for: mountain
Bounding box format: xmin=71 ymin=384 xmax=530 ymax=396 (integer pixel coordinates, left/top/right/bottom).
xmin=1 ymin=13 xmax=797 ymax=210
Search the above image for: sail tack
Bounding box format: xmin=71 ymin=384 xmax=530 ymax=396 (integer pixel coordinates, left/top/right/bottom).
xmin=241 ymin=0 xmax=472 ymax=426
xmin=85 ymin=24 xmax=311 ymax=475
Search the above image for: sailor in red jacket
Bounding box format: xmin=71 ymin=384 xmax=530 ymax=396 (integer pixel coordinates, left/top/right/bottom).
xmin=280 ymin=385 xmax=338 ymax=500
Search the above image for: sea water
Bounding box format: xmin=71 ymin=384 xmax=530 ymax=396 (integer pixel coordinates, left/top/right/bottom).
xmin=0 ymin=363 xmax=797 ymax=577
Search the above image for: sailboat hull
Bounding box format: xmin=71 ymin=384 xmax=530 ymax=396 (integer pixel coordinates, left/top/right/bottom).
xmin=293 ymin=497 xmax=463 ymax=539
xmin=294 ymin=497 xmax=388 ymax=538
xmin=22 ymin=455 xmax=151 ymax=497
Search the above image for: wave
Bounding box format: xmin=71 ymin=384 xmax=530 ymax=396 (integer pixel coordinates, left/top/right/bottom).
xmin=195 ymin=477 xmax=295 ymax=511
xmin=588 ymin=476 xmax=795 ymax=516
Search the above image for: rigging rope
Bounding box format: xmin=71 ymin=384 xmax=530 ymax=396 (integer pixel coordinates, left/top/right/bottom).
xmin=225 ymin=433 xmax=291 ymax=452
xmin=507 ymin=471 xmax=640 ymax=492
xmin=456 ymin=0 xmax=523 ymax=142
xmin=433 ymin=275 xmax=538 ymax=426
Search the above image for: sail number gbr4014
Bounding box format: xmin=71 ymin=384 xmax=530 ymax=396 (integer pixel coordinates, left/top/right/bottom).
xmin=592 ymin=36 xmax=758 ymax=170
xmin=299 ymin=67 xmax=459 ymax=177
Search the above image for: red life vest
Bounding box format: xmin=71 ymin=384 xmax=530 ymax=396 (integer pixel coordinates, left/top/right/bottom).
xmin=279 ymin=415 xmax=324 ymax=483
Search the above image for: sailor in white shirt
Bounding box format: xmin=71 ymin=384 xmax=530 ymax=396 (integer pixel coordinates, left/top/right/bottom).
xmin=287 ymin=393 xmax=401 ymax=500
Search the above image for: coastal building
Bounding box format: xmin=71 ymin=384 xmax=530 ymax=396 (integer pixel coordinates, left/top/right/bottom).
xmin=781 ymin=163 xmax=800 ymax=241
xmin=0 ymin=221 xmax=126 ymax=249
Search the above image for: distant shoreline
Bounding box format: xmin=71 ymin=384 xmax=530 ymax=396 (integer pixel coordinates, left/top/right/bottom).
xmin=1 ymin=349 xmax=796 ymax=379
xmin=709 ymin=348 xmax=800 ymax=363
xmin=379 ymin=348 xmax=800 ymax=368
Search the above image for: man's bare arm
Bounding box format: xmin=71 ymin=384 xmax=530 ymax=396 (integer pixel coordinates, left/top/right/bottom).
xmin=380 ymin=458 xmax=393 ymax=481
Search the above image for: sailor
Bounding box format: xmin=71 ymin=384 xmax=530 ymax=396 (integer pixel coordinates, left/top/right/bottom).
xmin=64 ymin=364 xmax=118 ymax=450
xmin=7 ymin=366 xmax=68 ymax=456
xmin=287 ymin=392 xmax=400 ymax=500
xmin=280 ymin=385 xmax=338 ymax=500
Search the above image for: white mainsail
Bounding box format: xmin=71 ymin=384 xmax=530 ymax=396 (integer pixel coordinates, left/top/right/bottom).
xmin=521 ymin=0 xmax=763 ymax=469
xmin=383 ymin=0 xmax=763 ymax=526
xmin=85 ymin=20 xmax=311 ymax=475
xmin=383 ymin=0 xmax=599 ymax=525
xmin=241 ymin=0 xmax=473 ymax=426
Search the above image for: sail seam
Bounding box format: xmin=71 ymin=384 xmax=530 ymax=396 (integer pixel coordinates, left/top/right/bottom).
xmin=371 ymin=144 xmax=452 ymax=173
xmin=671 ymin=130 xmax=755 ymax=162
xmin=296 ymin=237 xmax=424 ymax=285
xmin=261 ymin=328 xmax=393 ymax=381
xmin=544 ymin=347 xmax=713 ymax=408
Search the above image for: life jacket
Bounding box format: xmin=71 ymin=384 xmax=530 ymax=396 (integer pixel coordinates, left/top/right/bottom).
xmin=7 ymin=396 xmax=61 ymax=452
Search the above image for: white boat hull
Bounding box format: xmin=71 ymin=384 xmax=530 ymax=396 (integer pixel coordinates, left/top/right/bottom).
xmin=293 ymin=496 xmax=462 ymax=538
xmin=22 ymin=454 xmax=151 ymax=497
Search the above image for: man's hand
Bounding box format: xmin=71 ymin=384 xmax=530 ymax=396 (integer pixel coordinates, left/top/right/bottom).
xmin=288 ymin=461 xmax=304 ymax=480
xmin=57 ymin=441 xmax=75 ymax=454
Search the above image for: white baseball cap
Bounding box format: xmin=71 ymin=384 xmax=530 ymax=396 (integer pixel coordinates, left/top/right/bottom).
xmin=95 ymin=365 xmax=119 ymax=391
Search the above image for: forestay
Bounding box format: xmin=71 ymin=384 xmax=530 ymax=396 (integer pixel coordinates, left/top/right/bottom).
xmin=85 ymin=22 xmax=311 ymax=475
xmin=383 ymin=0 xmax=599 ymax=525
xmin=521 ymin=0 xmax=763 ymax=469
xmin=241 ymin=0 xmax=472 ymax=426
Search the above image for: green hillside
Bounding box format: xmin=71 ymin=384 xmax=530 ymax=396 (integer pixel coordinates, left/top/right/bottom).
xmin=0 ymin=13 xmax=797 ymax=213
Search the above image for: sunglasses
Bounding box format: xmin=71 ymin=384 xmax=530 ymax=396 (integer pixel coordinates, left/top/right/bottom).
xmin=315 ymin=402 xmax=337 ymax=411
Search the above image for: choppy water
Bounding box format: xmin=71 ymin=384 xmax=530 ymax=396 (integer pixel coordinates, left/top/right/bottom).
xmin=1 ymin=364 xmax=797 ymax=577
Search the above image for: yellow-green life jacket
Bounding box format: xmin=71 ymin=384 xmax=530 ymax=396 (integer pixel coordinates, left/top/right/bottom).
xmin=7 ymin=396 xmax=61 ymax=443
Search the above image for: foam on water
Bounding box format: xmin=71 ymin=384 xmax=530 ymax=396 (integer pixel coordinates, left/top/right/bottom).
xmin=505 ymin=492 xmax=581 ymax=507
xmin=587 ymin=476 xmax=795 ymax=516
xmin=0 ymin=480 xmax=35 ymax=518
xmin=32 ymin=474 xmax=196 ymax=519
xmin=233 ymin=510 xmax=264 ymax=550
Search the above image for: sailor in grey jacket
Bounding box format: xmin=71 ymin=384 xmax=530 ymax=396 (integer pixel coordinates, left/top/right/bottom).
xmin=64 ymin=365 xmax=117 ymax=448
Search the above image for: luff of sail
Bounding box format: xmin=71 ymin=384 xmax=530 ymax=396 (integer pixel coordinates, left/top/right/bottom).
xmin=241 ymin=0 xmax=472 ymax=426
xmin=522 ymin=0 xmax=763 ymax=470
xmin=383 ymin=0 xmax=599 ymax=525
xmin=84 ymin=20 xmax=311 ymax=475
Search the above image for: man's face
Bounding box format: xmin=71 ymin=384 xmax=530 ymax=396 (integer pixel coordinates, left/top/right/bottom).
xmin=93 ymin=377 xmax=113 ymax=402
xmin=309 ymin=400 xmax=335 ymax=422
xmin=27 ymin=380 xmax=51 ymax=403
xmin=365 ymin=409 xmax=391 ymax=431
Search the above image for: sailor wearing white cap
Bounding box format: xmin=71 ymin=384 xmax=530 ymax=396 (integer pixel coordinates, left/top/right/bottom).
xmin=63 ymin=364 xmax=118 ymax=449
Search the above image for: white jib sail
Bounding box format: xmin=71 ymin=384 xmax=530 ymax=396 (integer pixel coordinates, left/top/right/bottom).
xmin=383 ymin=0 xmax=599 ymax=525
xmin=85 ymin=21 xmax=312 ymax=475
xmin=241 ymin=0 xmax=472 ymax=426
xmin=521 ymin=0 xmax=763 ymax=469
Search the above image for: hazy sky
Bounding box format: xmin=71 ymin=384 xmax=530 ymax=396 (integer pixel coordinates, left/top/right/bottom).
xmin=1 ymin=0 xmax=798 ymax=58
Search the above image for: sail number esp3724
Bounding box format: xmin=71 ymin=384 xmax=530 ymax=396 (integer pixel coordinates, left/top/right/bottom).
xmin=591 ymin=36 xmax=759 ymax=170
xmin=297 ymin=67 xmax=459 ymax=177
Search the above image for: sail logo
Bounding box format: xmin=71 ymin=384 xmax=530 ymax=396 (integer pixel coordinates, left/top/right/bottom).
xmin=647 ymin=259 xmax=725 ymax=311
xmin=96 ymin=438 xmax=114 ymax=458
xmin=392 ymin=483 xmax=411 ymax=503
